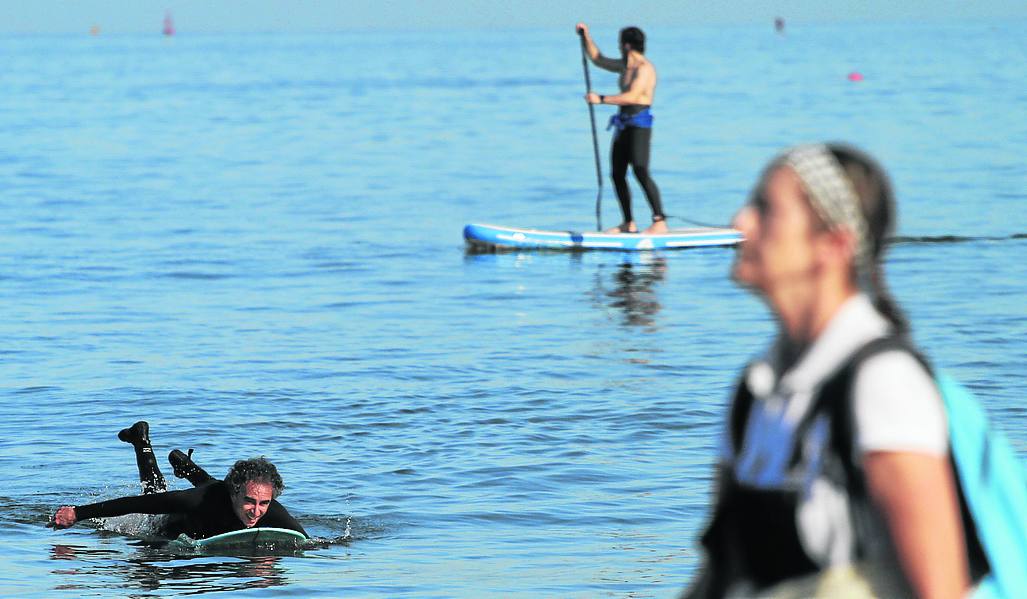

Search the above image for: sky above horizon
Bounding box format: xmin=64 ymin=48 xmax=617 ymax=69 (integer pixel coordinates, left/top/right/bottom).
xmin=4 ymin=0 xmax=1026 ymax=34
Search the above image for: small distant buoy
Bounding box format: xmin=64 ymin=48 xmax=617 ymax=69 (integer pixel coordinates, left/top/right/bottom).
xmin=163 ymin=11 xmax=175 ymax=36
xmin=847 ymin=71 xmax=864 ymax=82
xmin=89 ymin=24 xmax=101 ymax=36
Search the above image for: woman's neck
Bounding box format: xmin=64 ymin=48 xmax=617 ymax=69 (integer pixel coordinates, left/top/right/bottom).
xmin=780 ymin=279 xmax=858 ymax=346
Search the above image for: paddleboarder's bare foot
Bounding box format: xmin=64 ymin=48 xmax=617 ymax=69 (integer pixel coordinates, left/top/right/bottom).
xmin=605 ymin=222 xmax=638 ymax=234
xmin=643 ymin=218 xmax=669 ymax=235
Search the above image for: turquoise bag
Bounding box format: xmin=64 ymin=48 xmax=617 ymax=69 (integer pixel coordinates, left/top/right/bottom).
xmin=938 ymin=374 xmax=1027 ymax=598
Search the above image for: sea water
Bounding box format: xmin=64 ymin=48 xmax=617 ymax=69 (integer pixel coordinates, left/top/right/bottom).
xmin=1 ymin=20 xmax=1025 ymax=597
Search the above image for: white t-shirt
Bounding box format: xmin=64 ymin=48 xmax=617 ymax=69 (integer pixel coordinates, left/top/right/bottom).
xmin=854 ymin=350 xmax=947 ymax=455
xmin=726 ymin=294 xmax=948 ymax=567
xmin=731 ymin=294 xmax=947 ymax=460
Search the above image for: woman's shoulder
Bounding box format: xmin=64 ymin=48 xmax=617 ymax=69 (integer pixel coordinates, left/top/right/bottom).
xmin=852 ymin=348 xmax=947 ymax=455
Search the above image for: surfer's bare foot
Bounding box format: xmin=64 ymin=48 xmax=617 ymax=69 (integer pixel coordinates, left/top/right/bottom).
xmin=644 ymin=219 xmax=669 ymax=235
xmin=605 ymin=222 xmax=638 ymax=234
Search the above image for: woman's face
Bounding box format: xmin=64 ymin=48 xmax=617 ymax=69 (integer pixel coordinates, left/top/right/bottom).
xmin=732 ymin=166 xmax=825 ymax=314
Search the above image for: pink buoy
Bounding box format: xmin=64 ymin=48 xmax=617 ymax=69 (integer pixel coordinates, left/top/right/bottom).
xmin=847 ymin=71 xmax=864 ymax=82
xmin=163 ymin=11 xmax=175 ymax=36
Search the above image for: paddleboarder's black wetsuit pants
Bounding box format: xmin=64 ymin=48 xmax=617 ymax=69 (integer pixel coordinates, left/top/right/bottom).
xmin=611 ymin=106 xmax=664 ymax=225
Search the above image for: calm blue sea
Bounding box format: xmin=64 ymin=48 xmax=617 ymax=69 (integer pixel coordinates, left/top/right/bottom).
xmin=1 ymin=19 xmax=1025 ymax=598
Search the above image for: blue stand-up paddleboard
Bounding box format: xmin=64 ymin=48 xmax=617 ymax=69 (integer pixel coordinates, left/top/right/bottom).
xmin=464 ymin=223 xmax=742 ymax=251
xmin=171 ymin=527 xmax=307 ymax=551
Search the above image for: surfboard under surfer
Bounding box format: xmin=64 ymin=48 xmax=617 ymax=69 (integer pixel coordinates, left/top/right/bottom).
xmin=50 ymin=421 xmax=308 ymax=539
xmin=577 ymin=23 xmax=667 ymax=235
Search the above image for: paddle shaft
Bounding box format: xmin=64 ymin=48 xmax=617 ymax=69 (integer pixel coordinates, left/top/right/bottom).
xmin=578 ymin=31 xmax=604 ymax=231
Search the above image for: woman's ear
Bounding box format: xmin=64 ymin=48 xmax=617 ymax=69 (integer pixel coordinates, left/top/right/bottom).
xmin=816 ymin=226 xmax=859 ymax=270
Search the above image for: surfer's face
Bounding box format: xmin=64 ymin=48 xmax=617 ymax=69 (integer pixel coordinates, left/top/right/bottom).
xmin=231 ymin=480 xmax=275 ymax=528
xmin=732 ymin=167 xmax=824 ymax=310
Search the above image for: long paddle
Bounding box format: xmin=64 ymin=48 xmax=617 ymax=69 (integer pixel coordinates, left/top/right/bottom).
xmin=578 ymin=29 xmax=604 ymax=232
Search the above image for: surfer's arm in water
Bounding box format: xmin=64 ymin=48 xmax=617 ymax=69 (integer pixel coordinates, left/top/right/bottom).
xmin=51 ymin=487 xmax=206 ymax=528
xmin=576 ymin=23 xmax=624 ymax=73
xmin=54 ymin=489 xmax=308 ymax=538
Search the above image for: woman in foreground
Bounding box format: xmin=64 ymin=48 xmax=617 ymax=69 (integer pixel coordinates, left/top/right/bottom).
xmin=686 ymin=143 xmax=978 ymax=599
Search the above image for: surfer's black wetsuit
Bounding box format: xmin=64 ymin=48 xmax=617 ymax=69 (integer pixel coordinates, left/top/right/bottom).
xmin=80 ymin=422 xmax=308 ymax=540
xmin=610 ymin=104 xmax=664 ymax=225
xmin=74 ymin=481 xmax=308 ymax=539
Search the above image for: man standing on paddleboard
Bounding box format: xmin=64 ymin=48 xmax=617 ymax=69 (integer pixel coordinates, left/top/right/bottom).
xmin=577 ymin=23 xmax=667 ymax=235
xmin=50 ymin=421 xmax=308 ymax=539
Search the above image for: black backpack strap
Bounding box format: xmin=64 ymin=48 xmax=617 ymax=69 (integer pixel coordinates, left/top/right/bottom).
xmin=842 ymin=337 xmax=988 ymax=577
xmin=801 ymin=335 xmax=924 ymax=444
xmin=802 ymin=335 xmax=988 ymax=576
xmin=729 ymin=369 xmax=756 ymax=456
xmin=792 ymin=335 xmax=923 ymax=558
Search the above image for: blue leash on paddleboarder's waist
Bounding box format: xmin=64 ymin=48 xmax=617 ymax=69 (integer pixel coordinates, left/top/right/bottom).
xmin=607 ymin=107 xmax=653 ymax=131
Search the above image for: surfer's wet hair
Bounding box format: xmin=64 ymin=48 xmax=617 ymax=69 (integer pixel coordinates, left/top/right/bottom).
xmin=620 ymin=27 xmax=645 ymax=53
xmin=225 ymin=457 xmax=285 ymax=499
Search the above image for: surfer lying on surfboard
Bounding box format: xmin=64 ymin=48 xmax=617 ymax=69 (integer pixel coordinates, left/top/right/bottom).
xmin=50 ymin=421 xmax=308 ymax=539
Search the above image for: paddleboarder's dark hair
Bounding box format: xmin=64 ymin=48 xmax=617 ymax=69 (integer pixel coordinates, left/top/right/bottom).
xmin=827 ymin=143 xmax=910 ymax=334
xmin=620 ymin=27 xmax=645 ymax=53
xmin=225 ymin=457 xmax=285 ymax=499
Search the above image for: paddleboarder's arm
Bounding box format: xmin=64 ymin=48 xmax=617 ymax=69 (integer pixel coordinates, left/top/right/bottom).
xmin=259 ymin=500 xmax=309 ymax=538
xmin=53 ymin=488 xmax=206 ymax=528
xmin=576 ymin=23 xmax=623 ymax=73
